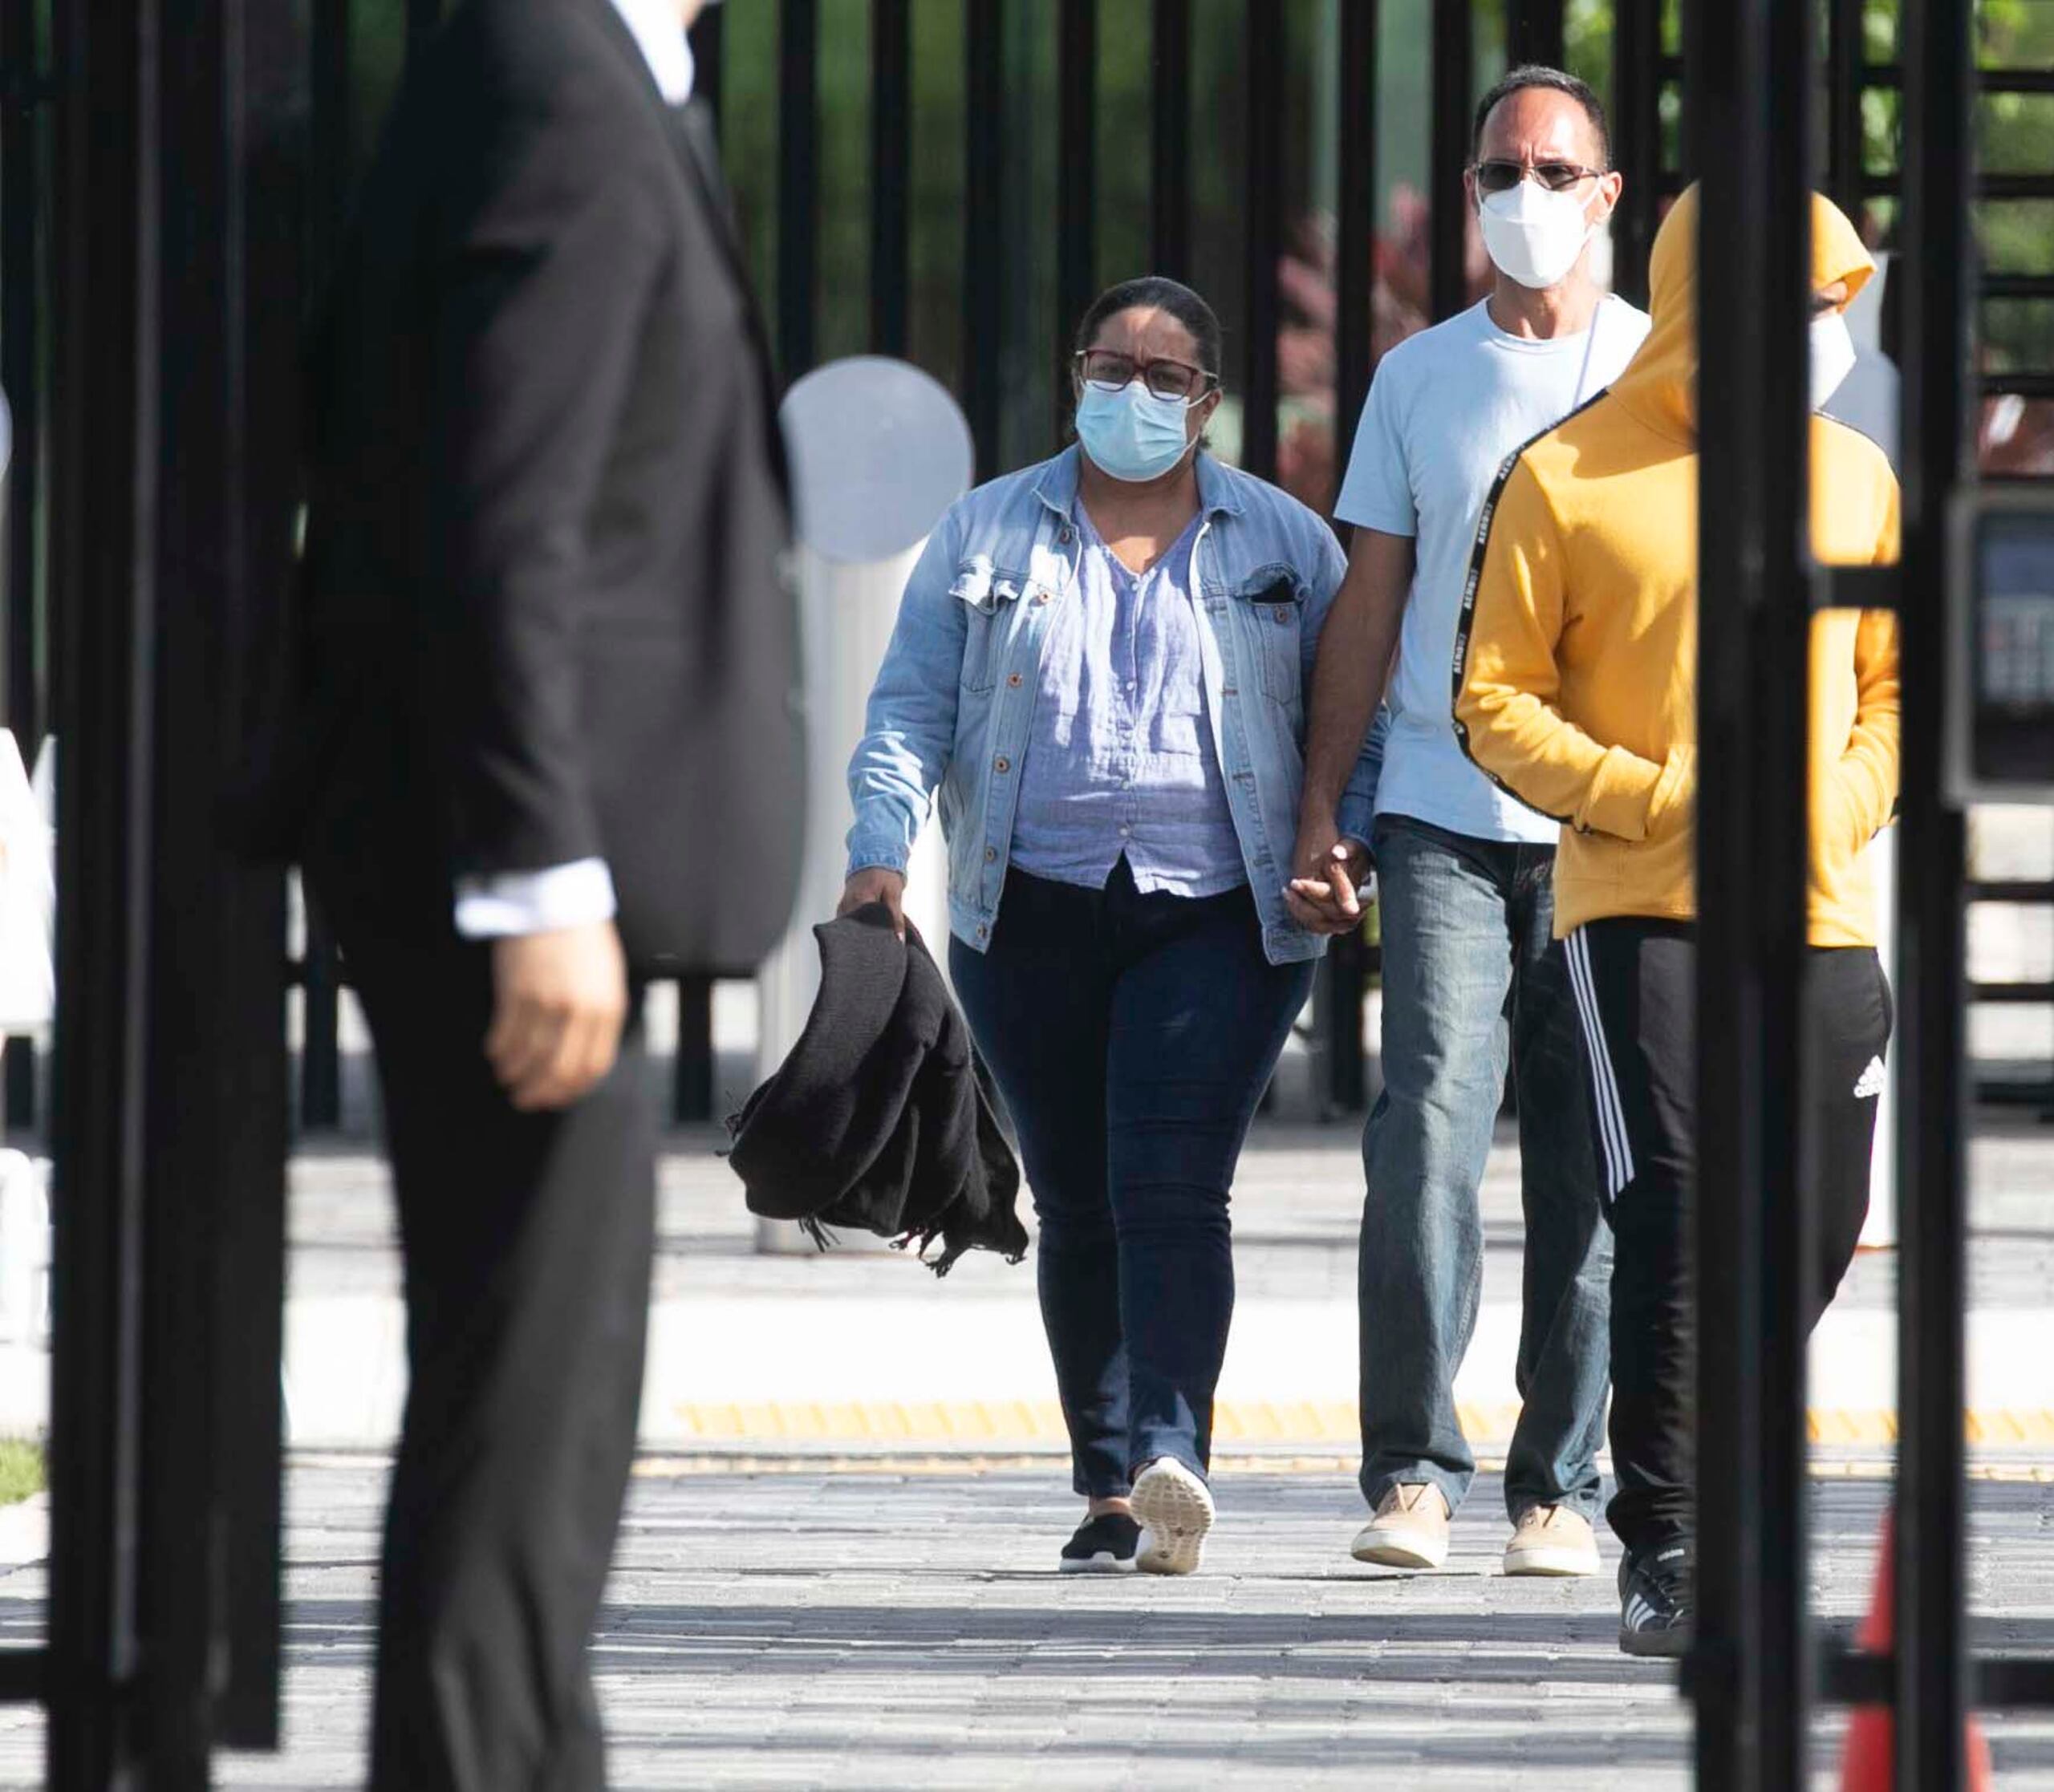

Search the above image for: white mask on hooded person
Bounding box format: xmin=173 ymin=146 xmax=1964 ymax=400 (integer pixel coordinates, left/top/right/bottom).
xmin=1478 ymin=178 xmax=1598 ymax=290
xmin=1809 ymin=308 xmax=1857 ymax=412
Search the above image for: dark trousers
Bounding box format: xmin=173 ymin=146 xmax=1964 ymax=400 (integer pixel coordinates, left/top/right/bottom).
xmin=344 ymin=929 xmax=656 ymax=1792
xmin=1565 ymin=918 xmax=1892 ymax=1553
xmin=950 ymin=861 xmax=1313 ymax=1498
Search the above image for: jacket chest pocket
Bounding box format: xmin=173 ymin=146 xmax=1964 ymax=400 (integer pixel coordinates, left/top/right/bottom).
xmin=1231 ymin=570 xmax=1306 ymax=703
xmin=951 ymin=562 xmax=1029 ymax=693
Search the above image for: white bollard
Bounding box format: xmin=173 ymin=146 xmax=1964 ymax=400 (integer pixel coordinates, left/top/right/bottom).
xmin=754 ymin=359 xmax=974 ymax=1254
xmin=0 ymin=1151 xmax=49 ymax=1345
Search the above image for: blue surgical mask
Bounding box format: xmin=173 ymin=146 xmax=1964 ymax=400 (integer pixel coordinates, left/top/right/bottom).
xmin=1074 ymin=380 xmax=1197 ymax=483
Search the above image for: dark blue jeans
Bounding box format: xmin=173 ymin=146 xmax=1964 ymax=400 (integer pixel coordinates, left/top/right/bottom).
xmin=1358 ymin=815 xmax=1612 ymax=1524
xmin=951 ymin=860 xmax=1314 ymax=1499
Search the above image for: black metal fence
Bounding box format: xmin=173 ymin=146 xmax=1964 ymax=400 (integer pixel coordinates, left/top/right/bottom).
xmin=1 ymin=0 xmax=2052 ymax=1784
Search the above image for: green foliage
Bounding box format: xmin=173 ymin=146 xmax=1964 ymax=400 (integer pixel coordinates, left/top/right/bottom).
xmin=0 ymin=1441 xmax=43 ymax=1509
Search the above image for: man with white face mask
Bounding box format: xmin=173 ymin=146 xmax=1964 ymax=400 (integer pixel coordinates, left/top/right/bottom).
xmin=1288 ymin=67 xmax=1649 ymax=1581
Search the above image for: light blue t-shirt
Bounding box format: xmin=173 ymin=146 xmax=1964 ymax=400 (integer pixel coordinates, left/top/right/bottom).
xmin=1334 ymin=294 xmax=1651 ymax=845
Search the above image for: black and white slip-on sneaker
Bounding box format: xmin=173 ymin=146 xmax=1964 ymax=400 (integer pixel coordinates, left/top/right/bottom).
xmin=1618 ymin=1542 xmax=1695 ymax=1658
xmin=1131 ymin=1458 xmax=1215 ymax=1576
xmin=1060 ymin=1512 xmax=1142 ymax=1575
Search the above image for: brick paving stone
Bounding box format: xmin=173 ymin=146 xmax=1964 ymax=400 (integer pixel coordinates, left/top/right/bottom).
xmin=0 ymin=1458 xmax=2043 ymax=1788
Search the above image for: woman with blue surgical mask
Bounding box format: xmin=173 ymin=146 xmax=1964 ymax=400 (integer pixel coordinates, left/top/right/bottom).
xmin=842 ymin=277 xmax=1381 ymax=1579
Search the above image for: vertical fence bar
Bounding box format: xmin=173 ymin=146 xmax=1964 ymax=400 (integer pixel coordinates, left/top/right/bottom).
xmin=1508 ymin=0 xmax=1565 ymax=70
xmin=672 ymin=975 xmax=714 ymax=1127
xmin=1334 ymin=0 xmax=1378 ymax=454
xmin=48 ymin=0 xmax=157 ymax=1777
xmin=1317 ymin=0 xmax=1382 ymax=1118
xmin=2 ymin=0 xmax=46 ymax=1134
xmin=1428 ymin=0 xmax=1471 ymax=324
xmin=1610 ymin=0 xmax=1662 ymax=308
xmin=309 ymin=0 xmax=349 ymax=264
xmin=144 ymin=0 xmax=266 ymax=1768
xmin=777 ymin=0 xmax=818 ymax=381
xmin=691 ymin=3 xmax=723 ymax=119
xmin=1241 ymin=0 xmax=1283 ymax=480
xmin=1055 ymin=0 xmax=1095 ymax=443
xmin=1692 ymin=0 xmax=1817 ymax=1782
xmin=216 ymin=0 xmax=298 ymax=1740
xmin=406 ymin=0 xmax=440 ymax=63
xmin=1 ymin=0 xmax=42 ymax=762
xmin=1826 ymin=0 xmax=1866 ymax=221
xmin=299 ymin=0 xmax=350 ymax=1133
xmin=869 ymin=0 xmax=910 ymax=355
xmin=964 ymin=0 xmax=1004 ymax=476
xmin=1150 ymin=0 xmax=1191 ymax=282
xmin=1896 ymin=0 xmax=1974 ymax=1780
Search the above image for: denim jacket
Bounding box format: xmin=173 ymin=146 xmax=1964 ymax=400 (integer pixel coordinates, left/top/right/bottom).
xmin=846 ymin=447 xmax=1384 ymax=965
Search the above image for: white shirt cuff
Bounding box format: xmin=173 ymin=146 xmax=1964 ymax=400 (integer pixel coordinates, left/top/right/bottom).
xmin=453 ymin=858 xmax=618 ymax=939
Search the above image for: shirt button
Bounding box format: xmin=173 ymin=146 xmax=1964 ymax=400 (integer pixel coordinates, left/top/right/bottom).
xmin=984 ymin=847 xmax=997 ymax=863
xmin=994 ymin=756 xmax=1010 ymax=773
xmin=1273 ymin=606 xmax=1291 ymax=624
xmin=1034 ymin=591 xmax=1051 ymax=605
xmin=1058 ymin=525 xmax=1075 ymax=545
xmin=1007 ymin=673 xmax=1022 ymax=687
xmin=1118 ymin=826 xmax=1131 ymax=838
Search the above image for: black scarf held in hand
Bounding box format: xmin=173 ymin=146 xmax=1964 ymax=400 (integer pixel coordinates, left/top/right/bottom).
xmin=725 ymin=902 xmax=1029 ymax=1275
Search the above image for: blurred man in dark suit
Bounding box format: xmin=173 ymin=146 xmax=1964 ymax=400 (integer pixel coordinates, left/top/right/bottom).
xmin=283 ymin=0 xmax=800 ymax=1784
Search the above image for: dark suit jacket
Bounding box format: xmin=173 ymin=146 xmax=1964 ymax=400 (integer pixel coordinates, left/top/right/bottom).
xmin=278 ymin=0 xmax=803 ymax=974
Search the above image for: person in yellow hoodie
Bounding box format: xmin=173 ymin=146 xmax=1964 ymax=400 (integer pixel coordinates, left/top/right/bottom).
xmin=1453 ymin=187 xmax=1900 ymax=1659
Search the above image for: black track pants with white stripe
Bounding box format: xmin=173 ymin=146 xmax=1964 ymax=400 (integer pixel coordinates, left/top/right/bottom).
xmin=1562 ymin=919 xmax=1893 ymax=1552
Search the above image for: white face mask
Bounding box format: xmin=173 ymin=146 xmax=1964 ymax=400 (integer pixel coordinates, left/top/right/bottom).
xmin=1478 ymin=180 xmax=1597 ymax=291
xmin=1809 ymin=309 xmax=1857 ymax=412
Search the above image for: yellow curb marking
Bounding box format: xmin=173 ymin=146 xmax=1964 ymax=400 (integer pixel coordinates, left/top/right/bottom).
xmin=668 ymin=1399 xmax=2054 ymax=1452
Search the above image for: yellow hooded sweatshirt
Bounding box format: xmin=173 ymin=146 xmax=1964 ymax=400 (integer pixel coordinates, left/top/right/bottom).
xmin=1452 ymin=186 xmax=1901 ymax=947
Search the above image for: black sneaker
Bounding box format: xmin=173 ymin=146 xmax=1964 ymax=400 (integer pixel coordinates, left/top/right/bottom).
xmin=1618 ymin=1541 xmax=1694 ymax=1657
xmin=1059 ymin=1511 xmax=1141 ymax=1575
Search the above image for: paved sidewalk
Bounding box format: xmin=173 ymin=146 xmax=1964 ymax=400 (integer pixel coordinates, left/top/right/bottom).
xmin=0 ymin=1458 xmax=2048 ymax=1788
xmin=270 ymin=1113 xmax=2054 ymax=1453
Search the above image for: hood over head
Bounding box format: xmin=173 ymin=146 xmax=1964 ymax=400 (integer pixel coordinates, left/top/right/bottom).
xmin=1610 ymin=184 xmax=1877 ymax=443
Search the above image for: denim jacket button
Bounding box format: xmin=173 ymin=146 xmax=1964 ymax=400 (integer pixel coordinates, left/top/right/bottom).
xmin=984 ymin=846 xmax=997 ymax=863
xmin=976 ymin=924 xmax=988 ymax=939
xmin=1057 ymin=525 xmax=1075 ymax=545
xmin=1007 ymin=672 xmax=1022 ymax=687
xmin=1034 ymin=591 xmax=1050 ymax=605
xmin=994 ymin=756 xmax=1010 ymax=773
xmin=1222 ymin=685 xmax=1237 ymax=697
xmin=1273 ymin=605 xmax=1290 ymax=624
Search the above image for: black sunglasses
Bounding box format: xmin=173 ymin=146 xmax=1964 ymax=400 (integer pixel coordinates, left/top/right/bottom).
xmin=1471 ymin=159 xmax=1605 ymax=195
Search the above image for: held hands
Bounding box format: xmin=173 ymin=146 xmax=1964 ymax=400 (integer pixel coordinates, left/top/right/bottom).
xmin=485 ymin=920 xmax=629 ymax=1111
xmin=838 ymin=867 xmax=908 ymax=939
xmin=1284 ymin=817 xmax=1373 ymax=935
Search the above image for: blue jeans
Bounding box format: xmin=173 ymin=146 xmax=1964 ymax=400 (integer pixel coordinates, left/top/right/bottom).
xmin=952 ymin=861 xmax=1313 ymax=1498
xmin=1358 ymin=815 xmax=1611 ymax=1524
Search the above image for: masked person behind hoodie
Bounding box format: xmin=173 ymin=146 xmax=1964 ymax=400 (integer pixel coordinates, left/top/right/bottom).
xmin=1288 ymin=66 xmax=1647 ymax=1583
xmin=1454 ymin=188 xmax=1901 ymax=1659
xmin=842 ymin=277 xmax=1379 ymax=1579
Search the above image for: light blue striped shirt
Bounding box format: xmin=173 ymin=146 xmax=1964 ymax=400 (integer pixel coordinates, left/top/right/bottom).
xmin=1009 ymin=503 xmax=1247 ymax=898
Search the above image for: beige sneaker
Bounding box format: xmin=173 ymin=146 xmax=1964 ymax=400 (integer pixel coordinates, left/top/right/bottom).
xmin=1503 ymin=1503 xmax=1601 ymax=1577
xmin=1350 ymin=1483 xmax=1451 ymax=1569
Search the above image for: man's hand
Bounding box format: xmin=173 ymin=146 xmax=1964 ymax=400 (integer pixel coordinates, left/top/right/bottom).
xmin=1285 ymin=817 xmax=1372 ymax=935
xmin=485 ymin=920 xmax=628 ymax=1112
xmin=838 ymin=867 xmax=908 ymax=939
